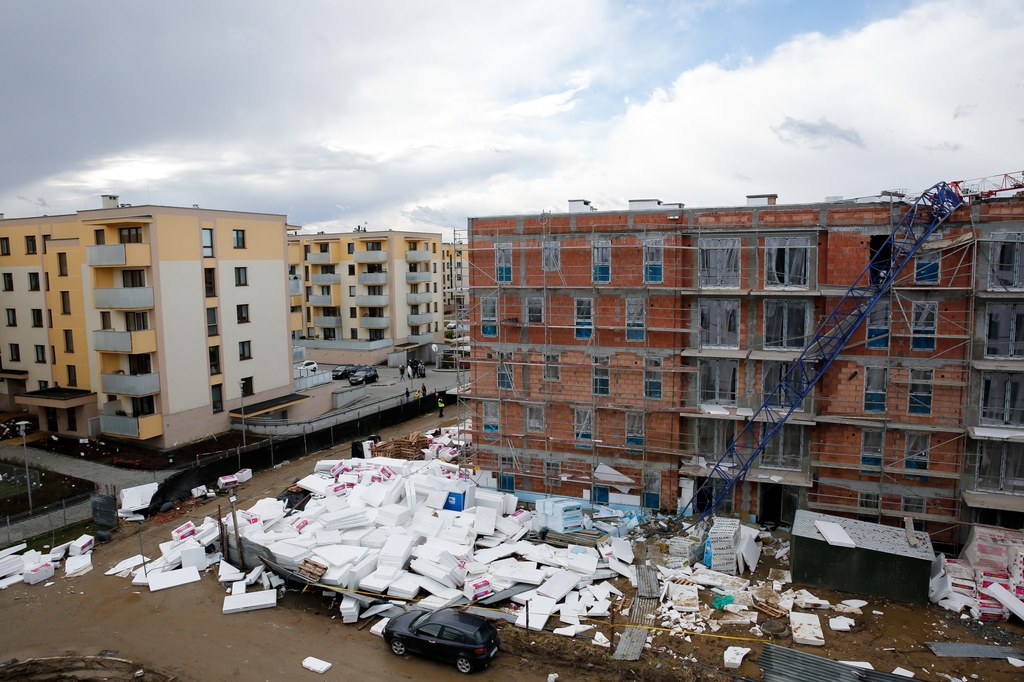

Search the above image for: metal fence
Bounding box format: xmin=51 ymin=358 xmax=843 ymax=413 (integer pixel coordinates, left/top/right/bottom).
xmin=3 ymin=494 xmax=93 ymax=545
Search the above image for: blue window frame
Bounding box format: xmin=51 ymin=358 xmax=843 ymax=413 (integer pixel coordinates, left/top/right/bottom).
xmin=866 ymin=300 xmax=890 ymax=349
xmin=626 ymin=298 xmax=645 ymax=341
xmin=575 ymin=298 xmax=593 ymax=340
xmin=592 ymin=356 xmax=610 ymax=395
xmin=483 ymin=402 xmax=499 ymax=434
xmin=481 ymin=295 xmax=497 ymax=337
xmin=864 ymin=367 xmax=887 ymax=412
xmin=912 ymin=301 xmax=936 ymax=351
xmin=645 ymin=357 xmax=662 ymax=399
xmin=861 ymin=429 xmax=883 ymax=473
xmin=905 ymin=433 xmax=929 ymax=482
xmin=626 ymin=412 xmax=644 ymax=449
xmin=499 ymin=473 xmax=515 ymax=492
xmin=592 ymin=485 xmax=609 ymax=504
xmin=495 ymin=243 xmax=512 ymax=283
xmin=644 ymin=239 xmax=663 ymax=284
xmin=643 ymin=492 xmax=660 ymax=509
xmin=908 ymin=368 xmax=933 ymax=415
xmin=592 ymin=240 xmax=610 ymax=283
xmin=915 ymin=251 xmax=940 ymax=284
xmin=497 ymin=353 xmax=513 ymax=390
xmin=574 ymin=408 xmax=593 ymax=448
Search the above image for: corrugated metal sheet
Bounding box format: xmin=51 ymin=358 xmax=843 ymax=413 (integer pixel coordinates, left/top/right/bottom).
xmin=925 ymin=642 xmax=1022 ymax=658
xmin=760 ymin=643 xmax=915 ymax=681
xmin=611 ymin=596 xmax=657 ymax=661
xmin=636 ymin=565 xmax=660 ymax=598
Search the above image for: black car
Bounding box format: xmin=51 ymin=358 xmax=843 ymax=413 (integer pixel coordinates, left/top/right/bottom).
xmin=348 ymin=366 xmax=379 ymax=385
xmin=384 ymin=608 xmax=499 ymax=674
xmin=331 ymin=364 xmax=358 ymax=380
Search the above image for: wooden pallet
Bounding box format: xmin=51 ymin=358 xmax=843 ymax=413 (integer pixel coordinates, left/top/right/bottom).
xmin=753 ymin=600 xmax=788 ymax=619
xmin=296 ymin=558 xmax=328 ymax=582
xmin=618 ymin=594 xmax=634 ymax=613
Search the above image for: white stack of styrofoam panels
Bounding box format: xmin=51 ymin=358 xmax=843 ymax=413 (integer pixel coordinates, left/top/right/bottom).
xmin=223 ymin=589 xmax=277 ymax=614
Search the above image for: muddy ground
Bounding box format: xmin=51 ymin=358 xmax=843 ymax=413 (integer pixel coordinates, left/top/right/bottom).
xmin=2 ymin=408 xmax=1022 ymax=681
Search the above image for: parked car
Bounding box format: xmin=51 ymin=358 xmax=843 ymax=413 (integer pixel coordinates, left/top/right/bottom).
xmin=348 ymin=366 xmax=379 ymax=385
xmin=331 ymin=364 xmax=358 ymax=380
xmin=294 ymin=360 xmax=318 ymax=375
xmin=384 ymin=608 xmax=499 ymax=674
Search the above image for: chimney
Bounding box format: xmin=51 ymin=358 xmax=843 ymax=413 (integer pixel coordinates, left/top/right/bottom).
xmin=568 ymin=199 xmax=595 ymax=213
xmin=746 ymin=193 xmax=778 ymax=207
xmin=101 ymin=194 xmax=119 ymax=209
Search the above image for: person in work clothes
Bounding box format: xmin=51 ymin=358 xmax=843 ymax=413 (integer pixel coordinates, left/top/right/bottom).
xmin=437 ymin=395 xmax=445 ymax=418
xmin=399 ymin=365 xmax=405 ymax=381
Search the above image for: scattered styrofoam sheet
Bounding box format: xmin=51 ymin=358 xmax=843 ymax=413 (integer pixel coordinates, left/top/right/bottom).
xmin=516 ymin=596 xmax=557 ymax=631
xmin=593 ymin=631 xmax=611 ymax=648
xmin=724 ymin=646 xmax=751 ymax=669
xmin=119 ymin=482 xmax=159 ymax=512
xmin=70 ymin=534 xmax=94 ymax=556
xmin=891 ymin=667 xmax=914 ymax=678
xmin=814 ymin=520 xmax=856 ymax=549
xmin=231 ymin=580 xmax=247 ymax=595
xmin=0 ymin=543 xmax=27 ymax=560
xmin=148 ymin=566 xmax=201 ymax=592
xmin=370 ymin=617 xmax=391 ymax=637
xmin=0 ymin=574 xmax=23 ymax=589
xmin=106 ymin=554 xmax=149 ymax=576
xmin=611 ymin=538 xmax=634 ymax=564
xmin=829 ymin=616 xmax=855 ymax=632
xmin=1008 ymin=657 xmax=1023 ymax=668
xmin=180 ymin=543 xmax=208 ymax=571
xmin=223 ymin=589 xmax=278 ymax=614
xmin=301 ymin=657 xmax=332 ymax=673
xmin=218 ymin=560 xmax=245 ymax=583
xmin=790 ymin=612 xmax=825 ymax=646
xmin=538 ymin=569 xmax=579 ymax=602
xmin=982 ymin=582 xmax=1024 ymax=622
xmin=841 ymin=661 xmax=875 ymax=670
xmin=64 ymin=553 xmax=93 ymax=578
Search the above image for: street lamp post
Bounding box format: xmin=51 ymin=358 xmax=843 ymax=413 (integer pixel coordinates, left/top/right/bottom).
xmin=16 ymin=420 xmax=32 ymax=514
xmin=239 ymin=380 xmax=247 ymax=448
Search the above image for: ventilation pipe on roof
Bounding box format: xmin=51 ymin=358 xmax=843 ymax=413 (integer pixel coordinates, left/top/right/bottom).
xmin=101 ymin=194 xmax=119 ymax=209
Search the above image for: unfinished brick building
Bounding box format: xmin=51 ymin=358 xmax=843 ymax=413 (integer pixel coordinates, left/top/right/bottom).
xmin=466 ymin=191 xmax=1024 ymax=545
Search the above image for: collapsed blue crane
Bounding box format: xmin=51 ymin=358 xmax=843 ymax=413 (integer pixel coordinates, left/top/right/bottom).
xmin=693 ymin=180 xmax=965 ymax=519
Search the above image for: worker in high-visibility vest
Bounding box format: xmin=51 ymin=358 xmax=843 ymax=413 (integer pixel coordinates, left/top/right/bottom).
xmin=437 ymin=396 xmax=445 ymax=418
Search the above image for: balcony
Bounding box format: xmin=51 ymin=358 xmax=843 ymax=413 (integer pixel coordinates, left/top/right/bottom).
xmin=93 ymin=329 xmax=157 ymax=354
xmin=311 ymin=274 xmax=341 ymax=285
xmin=408 ymin=312 xmax=433 ymax=326
xmin=309 ymin=292 xmax=339 ymax=307
xmin=359 ymin=316 xmax=390 ymax=329
xmin=359 ymin=272 xmax=389 ymax=285
xmin=409 ymin=332 xmax=436 ymax=344
xmin=288 ymin=277 xmax=302 ymax=296
xmin=99 ymin=413 xmax=163 ymax=440
xmin=306 ymin=251 xmax=333 ymax=264
xmin=405 ymin=250 xmax=431 ymax=263
xmin=86 ymin=243 xmax=152 ymax=267
xmin=355 ymin=294 xmax=389 ymax=307
xmin=406 ymin=271 xmax=432 ymax=284
xmin=354 ymin=251 xmax=388 ymax=264
xmin=94 ymin=287 xmax=154 ymax=310
xmin=101 ymin=372 xmax=161 ymax=396
xmin=313 ymin=315 xmax=344 ymax=327
xmin=406 ymin=292 xmax=433 ymax=305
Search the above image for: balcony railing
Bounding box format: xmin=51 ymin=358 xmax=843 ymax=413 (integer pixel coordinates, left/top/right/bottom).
xmin=313 ymin=316 xmax=344 ymax=327
xmin=408 ymin=313 xmax=433 ymax=326
xmin=354 ymin=251 xmax=388 ymax=264
xmin=100 ymin=372 xmax=161 ymax=396
xmin=355 ymin=294 xmax=389 ymax=307
xmin=359 ymin=316 xmax=390 ymax=329
xmin=86 ymin=243 xmax=152 ymax=267
xmin=306 ymin=252 xmax=333 ymax=264
xmin=100 ymin=412 xmax=163 ymax=439
xmin=405 ymin=250 xmax=431 ymax=263
xmin=309 ymin=293 xmax=339 ymax=307
xmin=409 ymin=332 xmax=436 ymax=344
xmin=94 ymin=287 xmax=154 ymax=310
xmin=358 ymin=272 xmax=388 ymax=285
xmin=311 ymin=274 xmax=341 ymax=285
xmin=406 ymin=272 xmax=432 ymax=283
xmin=406 ymin=292 xmax=433 ymax=304
xmin=93 ymin=329 xmax=157 ymax=354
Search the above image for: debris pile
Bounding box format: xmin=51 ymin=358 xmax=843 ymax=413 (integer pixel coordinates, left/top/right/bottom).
xmin=931 ymin=524 xmax=1024 ymax=623
xmin=0 ymin=533 xmax=95 ymax=589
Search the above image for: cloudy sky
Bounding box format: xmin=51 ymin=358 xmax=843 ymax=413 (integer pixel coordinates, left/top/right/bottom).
xmin=1 ymin=0 xmax=1021 ymax=236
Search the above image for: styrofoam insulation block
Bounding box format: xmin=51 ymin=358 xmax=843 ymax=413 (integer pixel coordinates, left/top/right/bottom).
xmin=891 ymin=667 xmax=915 ymax=678
xmin=245 ymin=565 xmax=265 ymax=585
xmin=0 ymin=543 xmax=27 ymax=560
xmin=473 ymin=506 xmax=497 ymax=535
xmin=24 ymin=562 xmax=55 ymax=585
xmin=223 ymin=589 xmax=278 ymax=614
xmin=516 ymin=595 xmax=557 ymax=631
xmin=231 ymin=580 xmax=247 ymax=595
xmin=70 ymin=534 xmax=94 ymax=556
xmin=314 ymin=544 xmax=369 ymax=568
xmin=106 ymin=554 xmax=148 ymax=576
xmin=814 ymin=520 xmax=857 ymax=548
xmin=724 ymin=646 xmax=751 ymax=669
xmin=790 ymin=612 xmax=825 ymax=646
xmin=369 ymin=617 xmax=391 ymax=637
xmin=180 ymin=543 xmax=208 ymax=571
xmin=148 ymin=566 xmax=201 ymax=592
xmin=301 ymin=657 xmax=332 ymax=673
xmin=0 ymin=574 xmax=24 ymax=589
xmin=64 ymin=553 xmax=93 ymax=578
xmin=538 ymin=569 xmax=579 ymax=601
xmin=218 ymin=560 xmax=245 ymax=583
xmin=119 ymin=482 xmax=159 ymax=511
xmin=829 ymin=616 xmax=855 ymax=631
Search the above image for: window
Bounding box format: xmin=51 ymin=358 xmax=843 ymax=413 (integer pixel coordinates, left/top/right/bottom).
xmin=31 ymin=309 xmax=43 ymax=327
xmin=60 ymin=291 xmax=71 ymax=314
xmin=977 ymin=441 xmax=1024 ymax=493
xmin=626 ymin=298 xmax=645 ymax=341
xmin=128 ymin=354 xmax=151 ymax=375
xmin=763 ymin=361 xmax=802 ymax=410
xmin=592 ymin=240 xmax=611 ymax=283
xmin=5 ymin=309 xmax=15 ymax=326
xmin=201 ymin=228 xmax=214 ymax=257
xmin=122 ymin=269 xmax=145 ymax=287
xmin=699 ymin=299 xmax=739 ymax=348
xmin=7 ymin=343 xmax=20 ymax=362
xmin=866 ymin=300 xmax=890 ymax=348
xmin=981 ymin=372 xmax=1024 ymax=425
xmin=497 ymin=352 xmax=513 ymax=390
xmin=481 ymin=296 xmax=497 ymax=337
xmin=94 ymin=229 xmax=106 ymax=245
xmin=237 ymin=304 xmax=250 ymax=323
xmin=234 ymin=267 xmax=248 ymax=286
xmin=764 ymin=300 xmax=808 ymax=349
xmin=232 ymin=229 xmax=246 ymax=249
xmin=574 ymin=407 xmax=593 ymax=446
xmin=544 ymin=353 xmax=560 ymax=381
xmin=542 ymin=241 xmax=560 ymax=271
xmin=323 ymin=328 xmax=336 ymax=341
xmin=63 ymin=329 xmax=74 ymax=352
xmin=346 ymin=242 xmax=355 ymax=254
xmin=765 ymin=236 xmax=809 ymax=288
xmin=25 ymin=235 xmax=37 ymax=254
xmin=125 ymin=311 xmax=148 ymax=331
xmin=34 ymin=344 xmax=46 ymax=363
xmin=211 ymin=384 xmax=224 ymax=413
xmin=66 ymin=364 xmax=77 ymax=387
xmin=908 ymin=368 xmax=933 ymax=415
xmin=911 ymin=301 xmax=936 ymax=351
xmin=0 ymin=237 xmax=8 ymax=255
xmin=592 ymin=356 xmax=610 ymax=395
xmin=204 ymin=268 xmax=216 ymax=297
xmin=527 ymin=405 xmax=545 ymax=432
xmin=28 ymin=272 xmax=40 ymax=291
xmin=697 ymin=420 xmax=737 ymax=472
xmin=864 ymin=366 xmax=887 ymax=412
xmin=483 ymin=401 xmax=499 ymax=433
xmin=100 ymin=311 xmax=112 ymax=330
xmin=916 ymin=250 xmax=939 ymax=284
xmin=699 ymin=359 xmax=738 ymax=405
xmin=240 ymin=376 xmax=254 ymax=397
xmin=592 ymin=485 xmax=610 ymax=504
xmin=57 ymin=252 xmax=68 ymax=276
xmin=575 ymin=298 xmax=593 ymax=340
xmin=985 ymin=303 xmax=1024 ymax=357
xmin=645 ymin=357 xmax=663 ymax=399
xmin=626 ymin=412 xmax=644 ymax=447
xmin=366 ymin=241 xmax=382 ymax=251
xmin=761 ymin=423 xmax=803 ymax=470
xmin=861 ymin=429 xmax=884 ymax=471
xmin=526 ymin=297 xmax=543 ymax=324
xmin=498 ymin=454 xmax=515 ymax=492
xmin=495 ymin=243 xmax=512 ymax=283
xmin=350 ymin=329 xmax=358 ymax=340
xmin=349 ymin=307 xmax=356 ymax=319
xmin=989 ymin=233 xmax=1024 ymax=290
xmin=1 ymin=273 xmax=11 ymax=291
xmin=369 ymin=329 xmax=385 ymax=341
xmin=544 ymin=459 xmax=560 ymax=481
xmin=699 ymin=238 xmax=740 ymax=288
xmin=644 ymin=239 xmax=663 ymax=284
xmin=348 ymin=285 xmax=356 ymax=296
xmin=901 ymin=495 xmax=926 ymax=515
xmin=905 ymin=433 xmax=929 ymax=480
xmin=206 ymin=307 xmax=218 ymax=336
xmin=119 ymin=227 xmax=142 ymax=244
xmin=347 ymin=264 xmax=355 ymax=276
xmin=208 ymin=345 xmax=221 ymax=375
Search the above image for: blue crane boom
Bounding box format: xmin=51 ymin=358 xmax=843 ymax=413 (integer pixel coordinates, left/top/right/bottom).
xmin=694 ymin=180 xmax=965 ymax=518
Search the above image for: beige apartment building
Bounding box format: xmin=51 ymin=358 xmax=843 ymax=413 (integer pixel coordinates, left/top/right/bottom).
xmin=288 ymin=230 xmax=443 ymax=366
xmin=0 ymin=196 xmax=296 ymax=449
xmin=441 ymin=242 xmax=468 ymax=316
